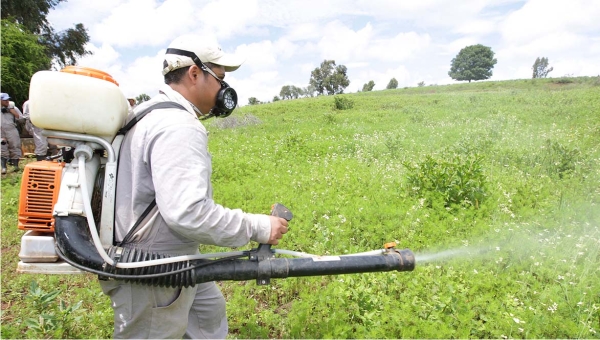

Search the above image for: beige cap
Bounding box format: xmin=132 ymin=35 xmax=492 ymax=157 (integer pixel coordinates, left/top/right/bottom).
xmin=162 ymin=34 xmax=244 ymax=76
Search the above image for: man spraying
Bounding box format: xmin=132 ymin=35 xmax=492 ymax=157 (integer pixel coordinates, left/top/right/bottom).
xmin=98 ymin=35 xmax=289 ymax=339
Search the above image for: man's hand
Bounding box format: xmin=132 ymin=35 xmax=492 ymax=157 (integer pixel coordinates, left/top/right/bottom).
xmin=267 ymin=216 xmax=289 ymax=245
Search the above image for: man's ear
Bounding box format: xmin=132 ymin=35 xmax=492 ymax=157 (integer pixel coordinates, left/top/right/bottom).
xmin=188 ymin=65 xmax=200 ymax=82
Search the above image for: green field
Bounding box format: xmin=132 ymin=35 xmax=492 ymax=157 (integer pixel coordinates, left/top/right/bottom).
xmin=2 ymin=77 xmax=599 ymax=338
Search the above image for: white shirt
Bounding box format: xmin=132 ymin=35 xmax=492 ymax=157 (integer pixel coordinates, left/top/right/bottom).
xmin=115 ymin=85 xmax=271 ymax=254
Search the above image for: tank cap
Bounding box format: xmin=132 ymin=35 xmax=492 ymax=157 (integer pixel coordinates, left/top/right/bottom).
xmin=60 ymin=66 xmax=119 ymax=86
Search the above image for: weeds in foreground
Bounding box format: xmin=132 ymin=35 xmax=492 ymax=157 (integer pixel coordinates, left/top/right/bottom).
xmin=23 ymin=281 xmax=84 ymax=339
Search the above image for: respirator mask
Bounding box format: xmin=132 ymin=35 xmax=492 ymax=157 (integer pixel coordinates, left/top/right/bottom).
xmin=166 ymin=48 xmax=238 ymax=119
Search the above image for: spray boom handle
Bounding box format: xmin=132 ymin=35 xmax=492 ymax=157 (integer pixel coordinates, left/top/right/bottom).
xmin=254 ymin=203 xmax=292 ymax=285
xmin=270 ymin=203 xmax=293 ymax=221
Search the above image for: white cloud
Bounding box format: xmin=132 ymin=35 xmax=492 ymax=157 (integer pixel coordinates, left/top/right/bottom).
xmin=498 ymin=32 xmax=587 ymax=60
xmin=47 ymin=0 xmax=123 ymax=32
xmin=317 ymin=21 xmax=373 ymax=63
xmin=353 ymin=0 xmax=520 ymax=27
xmin=501 ymin=0 xmax=600 ymax=44
xmin=454 ymin=19 xmax=498 ymax=35
xmin=75 ymin=43 xmax=122 ymax=74
xmin=441 ymin=37 xmax=481 ymax=56
xmin=235 ymin=71 xmax=281 ymax=104
xmin=298 ymin=62 xmax=317 ymax=75
xmin=118 ymin=51 xmax=166 ymax=98
xmin=197 ymin=0 xmax=260 ymax=39
xmin=235 ymin=41 xmax=279 ymax=71
xmin=284 ymin=23 xmax=323 ymax=42
xmin=367 ymin=32 xmax=431 ymax=62
xmin=315 ymin=21 xmax=430 ymax=65
xmin=346 ymin=62 xmax=369 ymax=69
xmin=233 ymin=38 xmax=300 ymax=74
xmin=93 ymin=0 xmax=198 ymax=47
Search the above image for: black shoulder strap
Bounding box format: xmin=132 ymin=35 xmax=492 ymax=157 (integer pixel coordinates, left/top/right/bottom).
xmin=117 ymin=101 xmax=187 ymax=135
xmin=116 ymin=101 xmax=187 ymax=246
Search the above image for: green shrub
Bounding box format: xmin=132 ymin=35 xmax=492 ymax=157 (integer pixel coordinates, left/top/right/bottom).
xmin=541 ymin=140 xmax=580 ymax=179
xmin=403 ymin=153 xmax=487 ymax=209
xmin=333 ymin=95 xmax=354 ymax=110
xmin=554 ymin=77 xmax=574 ymax=84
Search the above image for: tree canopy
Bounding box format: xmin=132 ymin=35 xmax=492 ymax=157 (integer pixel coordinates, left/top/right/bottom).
xmin=362 ymin=80 xmax=375 ymax=92
xmin=248 ymin=97 xmax=261 ymax=105
xmin=309 ymin=60 xmax=350 ymax=95
xmin=386 ymin=78 xmax=398 ymax=89
xmin=279 ymin=85 xmax=304 ymax=100
xmin=2 ymin=0 xmax=91 ymax=67
xmin=135 ymin=94 xmax=151 ymax=104
xmin=448 ymin=44 xmax=497 ymax=83
xmin=1 ymin=0 xmax=91 ymax=104
xmin=532 ymin=57 xmax=553 ymax=78
xmin=1 ymin=20 xmax=51 ymax=105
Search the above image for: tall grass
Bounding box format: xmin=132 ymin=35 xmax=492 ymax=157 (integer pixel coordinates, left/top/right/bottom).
xmin=2 ymin=77 xmax=599 ymax=338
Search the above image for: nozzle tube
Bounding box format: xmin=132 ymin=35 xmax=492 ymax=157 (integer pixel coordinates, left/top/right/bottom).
xmin=55 ymin=215 xmax=415 ymax=288
xmin=192 ymin=251 xmax=415 ymax=284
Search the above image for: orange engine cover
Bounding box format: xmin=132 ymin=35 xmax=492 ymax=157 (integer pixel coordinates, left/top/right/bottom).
xmin=18 ymin=160 xmax=65 ymax=232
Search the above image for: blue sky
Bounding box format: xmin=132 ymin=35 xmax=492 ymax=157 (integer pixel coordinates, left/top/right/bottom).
xmin=47 ymin=0 xmax=600 ymax=106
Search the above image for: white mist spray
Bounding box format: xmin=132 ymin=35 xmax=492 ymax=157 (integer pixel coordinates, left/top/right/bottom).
xmin=415 ymin=246 xmax=491 ymax=264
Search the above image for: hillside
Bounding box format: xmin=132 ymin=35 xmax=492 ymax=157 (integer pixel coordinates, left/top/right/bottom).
xmin=2 ymin=76 xmax=599 ymax=339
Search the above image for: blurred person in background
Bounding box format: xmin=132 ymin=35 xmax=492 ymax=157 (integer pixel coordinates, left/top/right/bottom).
xmin=22 ymin=99 xmax=52 ymax=161
xmin=1 ymin=92 xmax=23 ymax=173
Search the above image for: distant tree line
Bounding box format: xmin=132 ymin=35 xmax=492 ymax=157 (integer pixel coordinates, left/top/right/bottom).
xmin=249 ymin=45 xmax=554 ymax=105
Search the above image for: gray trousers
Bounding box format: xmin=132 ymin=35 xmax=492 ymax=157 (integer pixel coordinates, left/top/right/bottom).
xmin=99 ymin=280 xmax=228 ymax=339
xmin=0 ymin=123 xmax=22 ymax=159
xmin=25 ymin=119 xmax=48 ymax=156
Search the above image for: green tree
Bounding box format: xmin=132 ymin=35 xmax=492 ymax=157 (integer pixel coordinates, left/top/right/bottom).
xmin=532 ymin=57 xmax=553 ymax=78
xmin=309 ymin=60 xmax=350 ymax=95
xmin=417 ymin=81 xmax=425 ymax=87
xmin=386 ymin=78 xmax=398 ymax=89
xmin=303 ymin=85 xmax=316 ymax=97
xmin=1 ymin=0 xmax=91 ymax=68
xmin=361 ymin=80 xmax=375 ymax=92
xmin=0 ymin=20 xmax=51 ymax=105
xmin=135 ymin=94 xmax=151 ymax=104
xmin=448 ymin=44 xmax=497 ymax=83
xmin=280 ymin=85 xmax=292 ymax=100
xmin=248 ymin=97 xmax=261 ymax=105
xmin=272 ymin=96 xmax=280 ymax=102
xmin=279 ymin=85 xmax=303 ymax=100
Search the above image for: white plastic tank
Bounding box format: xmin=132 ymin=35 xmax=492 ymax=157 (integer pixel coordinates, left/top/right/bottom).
xmin=29 ymin=67 xmax=129 ymax=142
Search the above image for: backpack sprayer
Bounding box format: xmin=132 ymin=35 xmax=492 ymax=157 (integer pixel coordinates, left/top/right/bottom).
xmin=16 ymin=67 xmax=415 ymax=288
